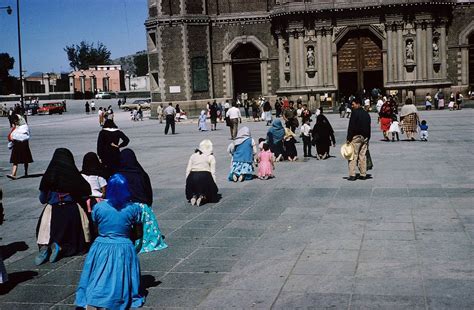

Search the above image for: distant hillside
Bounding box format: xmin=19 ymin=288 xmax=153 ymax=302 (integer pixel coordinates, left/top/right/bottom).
xmin=112 ymin=51 xmax=147 ymax=75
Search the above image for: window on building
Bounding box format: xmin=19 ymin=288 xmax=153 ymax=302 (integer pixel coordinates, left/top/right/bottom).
xmin=149 ymin=32 xmax=157 ymax=49
xmin=191 ymin=57 xmax=208 ymax=92
xmin=152 ymin=72 xmax=159 ymax=89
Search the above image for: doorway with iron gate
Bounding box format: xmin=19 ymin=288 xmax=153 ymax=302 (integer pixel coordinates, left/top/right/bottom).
xmin=337 ymin=29 xmax=383 ymax=98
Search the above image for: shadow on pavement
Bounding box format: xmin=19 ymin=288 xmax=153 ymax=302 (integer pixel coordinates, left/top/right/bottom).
xmin=0 ymin=270 xmax=38 ymax=295
xmin=141 ymin=274 xmax=162 ymax=297
xmin=0 ymin=241 xmax=29 ymax=260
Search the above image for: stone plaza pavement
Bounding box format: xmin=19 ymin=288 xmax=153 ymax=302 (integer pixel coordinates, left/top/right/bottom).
xmin=0 ymin=102 xmax=473 ymax=309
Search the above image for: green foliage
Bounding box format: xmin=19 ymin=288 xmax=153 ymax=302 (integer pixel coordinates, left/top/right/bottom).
xmin=64 ymin=41 xmax=111 ymax=70
xmin=133 ymin=53 xmax=149 ymax=76
xmin=0 ymin=53 xmax=15 ymax=80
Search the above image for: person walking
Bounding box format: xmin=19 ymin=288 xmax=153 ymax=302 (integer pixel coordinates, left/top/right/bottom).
xmin=400 ymin=98 xmax=419 ymax=141
xmin=312 ymin=114 xmax=336 ymax=159
xmin=164 ymin=103 xmax=176 ymax=134
xmin=263 ymin=100 xmax=272 ymax=126
xmin=209 ymin=101 xmax=218 ymax=131
xmin=97 ymin=119 xmax=130 ymax=177
xmin=346 ymin=97 xmax=371 ymax=181
xmin=228 ymin=127 xmax=257 ymax=182
xmin=379 ymin=99 xmax=393 ymax=141
xmin=226 ymin=103 xmax=242 ymax=140
xmin=7 ymin=115 xmax=33 ymax=179
xmin=90 ymin=100 xmax=96 ymax=112
xmin=185 ymin=139 xmax=219 ymax=206
xmin=244 ymin=99 xmax=250 ymax=119
xmin=75 ymin=174 xmax=145 ymax=310
xmin=157 ymin=103 xmax=164 ymax=123
xmin=85 ymin=101 xmax=90 ymax=114
xmin=35 ymin=148 xmax=91 ymax=265
xmin=118 ymin=149 xmax=167 ymax=254
xmin=198 ymin=110 xmax=208 ymax=131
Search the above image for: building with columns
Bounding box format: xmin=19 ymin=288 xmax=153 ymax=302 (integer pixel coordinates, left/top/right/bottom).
xmin=146 ymin=0 xmax=474 ymax=108
xmin=70 ymin=65 xmax=125 ymax=97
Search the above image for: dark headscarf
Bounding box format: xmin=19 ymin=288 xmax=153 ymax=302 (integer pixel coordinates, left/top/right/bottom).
xmin=313 ymin=114 xmax=335 ymax=141
xmin=81 ymin=152 xmax=105 ymax=177
xmin=267 ymin=119 xmax=285 ymax=143
xmin=118 ymin=148 xmax=153 ymax=205
xmin=102 ymin=119 xmax=118 ymax=129
xmin=39 ymin=148 xmax=91 ymax=197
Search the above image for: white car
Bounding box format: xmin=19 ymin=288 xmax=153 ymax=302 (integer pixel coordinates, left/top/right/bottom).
xmin=95 ymin=92 xmax=112 ymax=99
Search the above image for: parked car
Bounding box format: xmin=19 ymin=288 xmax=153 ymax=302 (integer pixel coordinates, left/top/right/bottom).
xmin=25 ymin=103 xmax=39 ymax=115
xmin=95 ymin=92 xmax=112 ymax=99
xmin=120 ymin=99 xmax=151 ymax=111
xmin=37 ymin=102 xmax=65 ymax=115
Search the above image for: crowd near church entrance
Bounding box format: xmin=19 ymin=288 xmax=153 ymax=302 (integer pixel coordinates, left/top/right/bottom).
xmin=337 ymin=29 xmax=383 ymax=97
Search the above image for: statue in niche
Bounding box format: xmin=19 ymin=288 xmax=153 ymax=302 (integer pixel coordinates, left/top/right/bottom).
xmin=285 ymin=49 xmax=290 ymax=67
xmin=405 ymin=40 xmax=414 ymax=62
xmin=307 ymin=46 xmax=315 ymax=67
xmin=433 ymin=41 xmax=440 ymax=60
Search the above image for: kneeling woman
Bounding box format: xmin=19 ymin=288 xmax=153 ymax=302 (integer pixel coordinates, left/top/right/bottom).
xmin=186 ymin=139 xmax=219 ymax=206
xmin=75 ymin=174 xmax=145 ymax=310
xmin=118 ymin=148 xmax=167 ymax=254
xmin=227 ymin=127 xmax=257 ymax=182
xmin=35 ymin=148 xmax=91 ymax=265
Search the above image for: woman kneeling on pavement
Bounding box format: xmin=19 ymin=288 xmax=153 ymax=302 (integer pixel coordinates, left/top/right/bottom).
xmin=75 ymin=174 xmax=145 ymax=310
xmin=227 ymin=127 xmax=257 ymax=182
xmin=35 ymin=148 xmax=92 ymax=265
xmin=118 ymin=148 xmax=167 ymax=254
xmin=186 ymin=139 xmax=219 ymax=206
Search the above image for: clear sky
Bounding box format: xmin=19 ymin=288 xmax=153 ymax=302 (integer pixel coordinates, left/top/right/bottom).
xmin=0 ymin=0 xmax=147 ymax=76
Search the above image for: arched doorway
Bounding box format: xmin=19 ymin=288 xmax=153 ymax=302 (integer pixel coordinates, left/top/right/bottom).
xmin=337 ymin=29 xmax=383 ymax=97
xmin=231 ymin=43 xmax=262 ymax=99
xmin=469 ymin=33 xmax=474 ymax=89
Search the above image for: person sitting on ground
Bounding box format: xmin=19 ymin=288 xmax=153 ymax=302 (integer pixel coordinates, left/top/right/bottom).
xmin=35 ymin=148 xmax=91 ymax=265
xmin=185 ymin=139 xmax=219 ymax=206
xmin=257 ymin=143 xmax=274 ymax=180
xmin=75 ymin=174 xmax=145 ymax=310
xmin=283 ymin=128 xmax=298 ymax=161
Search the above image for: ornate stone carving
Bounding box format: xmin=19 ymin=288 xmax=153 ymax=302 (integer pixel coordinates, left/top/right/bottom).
xmin=333 ymin=26 xmax=346 ymax=38
xmin=405 ymin=39 xmax=414 ymax=62
xmin=306 ymin=46 xmax=315 ymax=67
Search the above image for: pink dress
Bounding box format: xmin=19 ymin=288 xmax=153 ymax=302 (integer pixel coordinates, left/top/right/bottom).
xmin=258 ymin=150 xmax=273 ymax=177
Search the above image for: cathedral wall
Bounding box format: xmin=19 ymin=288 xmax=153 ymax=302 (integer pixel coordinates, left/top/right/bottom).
xmin=161 ymin=25 xmax=186 ymax=102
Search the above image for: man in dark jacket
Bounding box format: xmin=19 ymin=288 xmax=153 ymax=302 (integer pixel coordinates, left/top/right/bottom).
xmin=346 ymin=97 xmax=371 ymax=181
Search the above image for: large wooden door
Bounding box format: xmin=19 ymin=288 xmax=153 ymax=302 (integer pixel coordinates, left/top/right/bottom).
xmin=232 ymin=43 xmax=262 ymax=99
xmin=337 ymin=29 xmax=383 ymax=96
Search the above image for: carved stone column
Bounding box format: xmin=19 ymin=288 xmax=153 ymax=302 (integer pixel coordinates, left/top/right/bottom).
xmin=316 ymin=28 xmax=324 ymax=86
xmin=322 ymin=29 xmax=328 ymax=85
xmin=415 ymin=21 xmax=423 ymax=80
xmin=426 ymin=23 xmax=433 ymax=80
xmin=43 ymin=74 xmax=50 ymax=95
xmin=326 ymin=29 xmax=333 ymax=86
xmin=289 ymin=31 xmax=297 ymax=87
xmin=297 ymin=30 xmax=306 ymax=87
xmin=276 ymin=31 xmax=286 ymax=88
xmin=386 ymin=24 xmax=394 ymax=82
xmin=396 ymin=23 xmax=404 ymax=82
xmin=439 ymin=22 xmax=447 ymax=79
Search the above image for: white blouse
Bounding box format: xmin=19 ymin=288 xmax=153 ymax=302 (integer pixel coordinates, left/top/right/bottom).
xmin=186 ymin=153 xmax=216 ymax=182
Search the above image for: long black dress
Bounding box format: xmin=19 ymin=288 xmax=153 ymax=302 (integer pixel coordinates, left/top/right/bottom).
xmin=312 ymin=114 xmax=336 ymax=157
xmin=97 ymin=128 xmax=130 ymax=177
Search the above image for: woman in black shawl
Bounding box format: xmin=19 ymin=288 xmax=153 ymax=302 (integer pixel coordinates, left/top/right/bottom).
xmin=35 ymin=148 xmax=91 ymax=265
xmin=312 ymin=114 xmax=336 ymax=159
xmin=118 ymin=149 xmax=167 ymax=253
xmin=97 ymin=119 xmax=130 ymax=178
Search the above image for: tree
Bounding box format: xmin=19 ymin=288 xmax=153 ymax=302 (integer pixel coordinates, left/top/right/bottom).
xmin=133 ymin=53 xmax=149 ymax=76
xmin=64 ymin=41 xmax=111 ymax=70
xmin=0 ymin=53 xmax=15 ymax=95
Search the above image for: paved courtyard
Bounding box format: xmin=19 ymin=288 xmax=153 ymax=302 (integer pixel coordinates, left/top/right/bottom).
xmin=0 ymin=101 xmax=473 ymax=309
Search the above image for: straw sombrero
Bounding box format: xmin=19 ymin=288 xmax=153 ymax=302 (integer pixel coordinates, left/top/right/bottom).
xmin=340 ymin=143 xmax=355 ymax=160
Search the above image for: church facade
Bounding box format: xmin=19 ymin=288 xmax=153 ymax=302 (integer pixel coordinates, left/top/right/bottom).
xmin=146 ymin=0 xmax=474 ymax=107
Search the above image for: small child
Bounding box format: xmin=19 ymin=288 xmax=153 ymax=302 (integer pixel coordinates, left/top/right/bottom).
xmin=131 ymin=109 xmax=138 ymax=121
xmin=258 ymin=138 xmax=266 ymax=152
xmin=300 ymin=119 xmax=312 ymax=157
xmin=257 ymin=143 xmax=274 ymax=180
xmin=419 ymin=120 xmax=429 ymax=141
xmin=388 ymin=115 xmax=401 ymax=142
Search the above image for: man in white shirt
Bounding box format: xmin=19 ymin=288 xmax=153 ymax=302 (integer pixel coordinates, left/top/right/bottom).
xmin=226 ymin=103 xmax=241 ymax=140
xmin=164 ymin=103 xmax=176 ymax=134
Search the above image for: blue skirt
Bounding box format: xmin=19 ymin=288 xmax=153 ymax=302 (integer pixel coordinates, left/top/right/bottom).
xmin=75 ymin=237 xmax=145 ymax=310
xmin=134 ymin=203 xmax=168 ymax=254
xmin=228 ymin=161 xmax=254 ymax=181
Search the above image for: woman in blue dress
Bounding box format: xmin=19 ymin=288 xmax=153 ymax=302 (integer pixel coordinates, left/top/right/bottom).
xmin=227 ymin=127 xmax=257 ymax=182
xmin=75 ymin=174 xmax=145 ymax=310
xmin=118 ymin=148 xmax=168 ymax=253
xmin=198 ymin=110 xmax=208 ymax=131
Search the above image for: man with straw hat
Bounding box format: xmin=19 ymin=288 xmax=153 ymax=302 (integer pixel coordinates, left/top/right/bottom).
xmin=346 ymin=97 xmax=371 ymax=181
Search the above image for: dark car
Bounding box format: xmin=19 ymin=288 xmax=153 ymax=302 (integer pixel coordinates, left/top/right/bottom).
xmin=25 ymin=103 xmax=39 ymax=115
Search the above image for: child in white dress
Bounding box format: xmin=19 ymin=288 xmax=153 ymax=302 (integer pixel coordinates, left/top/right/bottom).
xmin=388 ymin=115 xmax=401 ymax=142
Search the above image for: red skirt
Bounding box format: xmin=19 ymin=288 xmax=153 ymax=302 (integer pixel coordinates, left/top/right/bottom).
xmin=380 ymin=117 xmax=392 ymax=132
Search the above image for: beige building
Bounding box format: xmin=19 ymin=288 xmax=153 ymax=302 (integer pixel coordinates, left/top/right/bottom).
xmin=146 ymin=0 xmax=474 ymax=108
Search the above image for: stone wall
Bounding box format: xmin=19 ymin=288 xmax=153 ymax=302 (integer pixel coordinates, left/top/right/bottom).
xmin=161 ymin=25 xmax=186 ymax=102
